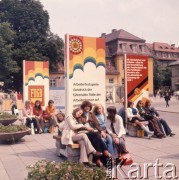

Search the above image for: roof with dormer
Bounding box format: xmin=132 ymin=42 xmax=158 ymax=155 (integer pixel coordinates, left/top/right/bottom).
xmin=101 ymin=29 xmax=145 ymax=43
xmin=152 ymin=42 xmax=179 ymax=53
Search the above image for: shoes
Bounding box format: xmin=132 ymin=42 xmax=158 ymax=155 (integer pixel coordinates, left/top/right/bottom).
xmin=169 ymin=133 xmax=176 ymax=137
xmin=93 ymin=151 xmax=103 ymax=157
xmin=157 ymin=133 xmax=164 ymax=139
xmin=39 ymin=129 xmax=43 ymax=134
xmin=148 ymin=131 xmax=154 ymax=139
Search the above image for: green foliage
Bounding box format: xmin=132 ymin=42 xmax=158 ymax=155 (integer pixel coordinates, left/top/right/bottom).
xmin=0 ymin=22 xmax=19 ymax=80
xmin=0 ymin=124 xmax=28 ymax=133
xmin=0 ymin=0 xmax=64 ymax=90
xmin=0 ymin=112 xmax=17 ymax=120
xmin=153 ymin=60 xmax=171 ymax=90
xmin=43 ymin=32 xmax=64 ymax=71
xmin=27 ymin=160 xmax=107 ymax=180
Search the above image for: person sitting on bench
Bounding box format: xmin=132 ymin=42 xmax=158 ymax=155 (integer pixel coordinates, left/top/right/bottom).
xmin=127 ymin=101 xmax=153 ymax=138
xmin=144 ymin=99 xmax=175 ymax=137
xmin=45 ymin=100 xmax=57 ymax=133
xmin=136 ymin=100 xmax=165 ymax=139
xmin=61 ymin=107 xmax=103 ymax=166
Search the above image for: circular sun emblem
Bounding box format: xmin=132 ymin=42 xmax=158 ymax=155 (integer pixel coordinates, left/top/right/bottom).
xmin=69 ymin=37 xmax=83 ymax=54
xmin=134 ymin=88 xmax=140 ymax=95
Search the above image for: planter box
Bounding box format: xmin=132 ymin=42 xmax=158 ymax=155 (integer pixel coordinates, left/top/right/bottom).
xmin=0 ymin=129 xmax=31 ymax=143
xmin=0 ymin=118 xmax=18 ymax=126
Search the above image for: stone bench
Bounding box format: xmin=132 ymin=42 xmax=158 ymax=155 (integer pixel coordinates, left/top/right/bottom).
xmin=127 ymin=121 xmax=148 ymax=137
xmin=53 ymin=135 xmax=80 ymax=161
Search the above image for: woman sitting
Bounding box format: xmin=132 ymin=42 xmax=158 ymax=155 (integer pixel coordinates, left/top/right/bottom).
xmin=56 ymin=111 xmax=65 ymax=136
xmin=106 ymin=106 xmax=128 ymax=157
xmin=80 ymin=101 xmax=113 ymax=167
xmin=136 ymin=100 xmax=164 ymax=138
xmin=127 ymin=101 xmax=153 ymax=138
xmin=45 ymin=100 xmax=57 ymax=133
xmin=33 ymin=100 xmax=44 ymax=134
xmin=22 ymin=100 xmax=38 ymax=133
xmin=144 ymin=99 xmax=175 ymax=137
xmin=93 ymin=104 xmax=115 ymax=156
xmin=61 ymin=107 xmax=102 ymax=165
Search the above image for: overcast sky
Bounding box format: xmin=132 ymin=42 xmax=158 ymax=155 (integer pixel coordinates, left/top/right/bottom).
xmin=40 ymin=0 xmax=179 ymax=46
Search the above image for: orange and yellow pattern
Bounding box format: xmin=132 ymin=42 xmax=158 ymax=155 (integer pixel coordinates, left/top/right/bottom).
xmin=68 ymin=35 xmax=105 ymax=79
xmin=25 ymin=61 xmax=49 ymax=86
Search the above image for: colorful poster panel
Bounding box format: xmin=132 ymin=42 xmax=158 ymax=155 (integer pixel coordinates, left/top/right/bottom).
xmin=65 ymin=35 xmax=106 ymax=115
xmin=23 ymin=61 xmax=49 ymax=106
xmin=125 ymin=55 xmax=149 ymax=105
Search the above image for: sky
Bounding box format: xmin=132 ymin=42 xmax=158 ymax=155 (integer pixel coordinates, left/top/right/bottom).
xmin=40 ymin=0 xmax=179 ymax=46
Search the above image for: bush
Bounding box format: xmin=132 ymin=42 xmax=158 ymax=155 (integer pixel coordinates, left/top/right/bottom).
xmin=27 ymin=160 xmax=108 ymax=180
xmin=0 ymin=112 xmax=17 ymax=120
xmin=0 ymin=124 xmax=28 ymax=133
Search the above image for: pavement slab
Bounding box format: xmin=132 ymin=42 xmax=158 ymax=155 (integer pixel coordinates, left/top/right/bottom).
xmin=0 ymin=96 xmax=178 ymax=179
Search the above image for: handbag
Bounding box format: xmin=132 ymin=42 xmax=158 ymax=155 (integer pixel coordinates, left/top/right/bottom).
xmin=14 ymin=108 xmax=19 ymax=115
xmin=120 ymin=153 xmax=133 ymax=166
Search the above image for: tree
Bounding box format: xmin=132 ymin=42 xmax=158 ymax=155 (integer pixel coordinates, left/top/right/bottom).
xmin=43 ymin=32 xmax=64 ymax=71
xmin=153 ymin=59 xmax=171 ymax=90
xmin=0 ymin=0 xmax=64 ymax=90
xmin=0 ymin=22 xmax=19 ymax=83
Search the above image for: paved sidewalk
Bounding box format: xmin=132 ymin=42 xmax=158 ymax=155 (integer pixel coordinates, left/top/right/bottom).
xmin=151 ymin=96 xmax=179 ymax=113
xmin=0 ymin=97 xmax=179 ymax=179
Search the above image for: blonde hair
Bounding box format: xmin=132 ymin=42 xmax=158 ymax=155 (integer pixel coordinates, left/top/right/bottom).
xmin=25 ymin=100 xmax=31 ymax=108
xmin=93 ymin=104 xmax=104 ymax=115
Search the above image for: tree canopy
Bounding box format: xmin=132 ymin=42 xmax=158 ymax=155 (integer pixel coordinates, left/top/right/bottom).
xmin=0 ymin=0 xmax=64 ymax=90
xmin=0 ymin=22 xmax=19 ymax=80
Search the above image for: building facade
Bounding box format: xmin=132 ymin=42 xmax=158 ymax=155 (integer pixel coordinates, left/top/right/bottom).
xmin=169 ymin=60 xmax=179 ymax=91
xmin=147 ymin=42 xmax=179 ymax=68
xmin=101 ymin=29 xmax=154 ymax=102
xmin=146 ymin=42 xmax=179 ymax=90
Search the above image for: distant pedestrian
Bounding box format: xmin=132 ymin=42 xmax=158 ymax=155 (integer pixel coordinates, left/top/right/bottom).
xmin=10 ymin=90 xmax=18 ymax=115
xmin=164 ymin=92 xmax=170 ymax=107
xmin=154 ymin=90 xmax=157 ymax=99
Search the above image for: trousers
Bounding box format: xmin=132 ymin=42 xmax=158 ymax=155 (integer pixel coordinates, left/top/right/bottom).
xmin=72 ymin=133 xmax=95 ymax=163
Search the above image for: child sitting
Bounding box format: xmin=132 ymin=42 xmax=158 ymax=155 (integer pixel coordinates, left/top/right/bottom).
xmin=56 ymin=111 xmax=65 ymax=136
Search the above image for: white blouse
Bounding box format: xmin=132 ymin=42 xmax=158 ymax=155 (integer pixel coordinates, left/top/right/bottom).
xmin=106 ymin=114 xmax=126 ymax=138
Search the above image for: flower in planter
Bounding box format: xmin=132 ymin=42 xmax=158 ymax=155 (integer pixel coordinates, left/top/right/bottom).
xmin=27 ymin=160 xmax=107 ymax=180
xmin=0 ymin=112 xmax=17 ymax=120
xmin=0 ymin=124 xmax=28 ymax=133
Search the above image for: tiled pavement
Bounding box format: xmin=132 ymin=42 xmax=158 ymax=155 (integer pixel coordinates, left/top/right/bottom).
xmin=0 ymin=96 xmax=179 ymax=179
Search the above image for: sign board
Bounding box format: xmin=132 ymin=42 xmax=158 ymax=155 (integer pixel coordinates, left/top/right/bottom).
xmin=124 ymin=55 xmax=149 ymax=105
xmin=23 ymin=61 xmax=49 ymax=107
xmin=50 ymin=87 xmax=65 ymax=113
xmin=65 ymin=35 xmax=106 ymax=115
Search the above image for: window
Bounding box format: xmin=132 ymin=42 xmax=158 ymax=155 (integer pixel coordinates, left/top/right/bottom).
xmin=174 ymin=53 xmax=178 ymax=58
xmin=119 ymin=43 xmax=126 ymax=52
xmin=140 ymin=45 xmax=145 ymax=53
xmin=50 ymin=79 xmax=56 ymax=87
xmin=157 ymin=52 xmax=161 ymax=57
xmin=109 ymin=78 xmax=114 ymax=83
xmin=122 ymin=79 xmax=124 ymax=85
xmin=130 ymin=44 xmax=137 ymax=53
